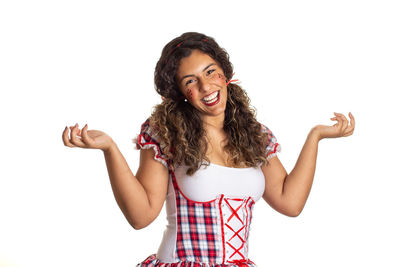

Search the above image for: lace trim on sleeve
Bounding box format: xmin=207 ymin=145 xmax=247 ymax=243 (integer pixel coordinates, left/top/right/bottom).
xmin=261 ymin=123 xmax=282 ymax=160
xmin=266 ymin=142 xmax=281 ymax=160
xmin=132 ymin=120 xmax=169 ymax=170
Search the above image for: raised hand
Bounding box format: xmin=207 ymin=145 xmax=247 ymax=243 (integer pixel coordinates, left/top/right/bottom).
xmin=62 ymin=123 xmax=115 ymax=152
xmin=313 ymin=112 xmax=355 ymax=141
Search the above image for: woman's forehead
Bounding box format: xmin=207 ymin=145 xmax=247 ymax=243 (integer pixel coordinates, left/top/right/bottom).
xmin=177 ymin=50 xmax=219 ymax=76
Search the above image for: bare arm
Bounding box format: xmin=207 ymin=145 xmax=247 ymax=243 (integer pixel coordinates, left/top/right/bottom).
xmin=262 ymin=112 xmax=355 ymax=217
xmin=103 ymin=143 xmax=169 ymax=229
xmin=63 ymin=123 xmax=169 ymax=230
xmin=262 ymin=130 xmax=318 ymax=217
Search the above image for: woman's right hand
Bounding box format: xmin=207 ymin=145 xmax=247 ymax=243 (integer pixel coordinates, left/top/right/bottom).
xmin=62 ymin=123 xmax=115 ymax=152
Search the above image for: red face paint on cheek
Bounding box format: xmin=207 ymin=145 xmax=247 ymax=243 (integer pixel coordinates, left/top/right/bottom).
xmin=186 ymin=88 xmax=193 ymax=101
xmin=217 ymin=73 xmax=226 ymax=81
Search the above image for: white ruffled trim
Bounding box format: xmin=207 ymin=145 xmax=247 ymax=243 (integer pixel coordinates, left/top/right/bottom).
xmin=132 ymin=137 xmax=169 ymax=169
xmin=266 ymin=143 xmax=281 ymax=160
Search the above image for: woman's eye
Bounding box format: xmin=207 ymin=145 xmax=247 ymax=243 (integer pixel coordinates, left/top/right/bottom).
xmin=185 ymin=79 xmax=195 ymax=86
xmin=206 ymin=69 xmax=216 ymax=75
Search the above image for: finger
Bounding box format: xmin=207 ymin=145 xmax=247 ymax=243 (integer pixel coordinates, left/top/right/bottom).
xmin=62 ymin=126 xmax=76 ymax=147
xmin=340 ymin=114 xmax=349 ymax=133
xmin=333 ymin=112 xmax=344 ymax=130
xmin=335 ymin=112 xmax=348 ymax=133
xmin=330 ymin=117 xmax=341 ymax=130
xmin=343 ymin=129 xmax=354 ymax=137
xmin=330 ymin=117 xmax=340 ymax=128
xmin=69 ymin=124 xmax=86 ymax=147
xmin=345 ymin=114 xmax=355 ymax=133
xmin=81 ymin=124 xmax=95 ymax=147
xmin=349 ymin=112 xmax=356 ymax=128
xmin=343 ymin=113 xmax=355 ymax=136
xmin=70 ymin=123 xmax=82 ymax=136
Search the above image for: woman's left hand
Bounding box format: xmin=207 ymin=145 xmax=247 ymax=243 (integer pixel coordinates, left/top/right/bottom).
xmin=313 ymin=112 xmax=355 ymax=141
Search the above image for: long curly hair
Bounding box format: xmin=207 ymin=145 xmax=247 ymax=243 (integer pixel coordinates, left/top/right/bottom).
xmin=150 ymin=32 xmax=270 ymax=175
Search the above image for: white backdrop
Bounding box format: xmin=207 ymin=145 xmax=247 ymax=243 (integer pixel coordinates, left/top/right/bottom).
xmin=1 ymin=0 xmax=399 ymax=266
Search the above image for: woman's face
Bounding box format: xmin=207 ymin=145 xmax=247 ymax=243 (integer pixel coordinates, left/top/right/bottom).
xmin=176 ymin=49 xmax=228 ymax=119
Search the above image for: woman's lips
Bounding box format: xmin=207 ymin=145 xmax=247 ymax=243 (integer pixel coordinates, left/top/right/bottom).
xmin=202 ymin=91 xmax=220 ymax=106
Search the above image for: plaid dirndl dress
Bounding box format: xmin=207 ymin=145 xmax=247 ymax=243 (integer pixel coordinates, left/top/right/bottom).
xmin=134 ymin=119 xmax=281 ymax=267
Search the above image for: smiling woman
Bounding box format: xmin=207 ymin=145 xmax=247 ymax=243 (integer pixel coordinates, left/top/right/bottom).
xmin=62 ymin=32 xmax=355 ymax=267
xmin=176 ymin=51 xmax=228 ymax=116
xmin=151 ymin=33 xmax=271 ymax=176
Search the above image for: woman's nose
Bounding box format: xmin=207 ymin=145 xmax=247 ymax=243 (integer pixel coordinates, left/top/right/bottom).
xmin=199 ymin=78 xmax=212 ymax=92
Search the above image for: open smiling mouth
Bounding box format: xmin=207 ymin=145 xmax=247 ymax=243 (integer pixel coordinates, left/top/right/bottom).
xmin=201 ymin=91 xmax=220 ymax=106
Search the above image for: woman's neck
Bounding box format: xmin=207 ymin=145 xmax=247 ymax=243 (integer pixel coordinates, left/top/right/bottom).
xmin=202 ymin=113 xmax=225 ymax=130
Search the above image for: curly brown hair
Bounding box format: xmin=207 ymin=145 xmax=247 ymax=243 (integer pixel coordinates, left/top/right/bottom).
xmin=150 ymin=32 xmax=270 ymax=175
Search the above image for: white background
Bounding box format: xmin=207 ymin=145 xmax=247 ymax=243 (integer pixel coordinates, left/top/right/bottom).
xmin=1 ymin=0 xmax=399 ymax=266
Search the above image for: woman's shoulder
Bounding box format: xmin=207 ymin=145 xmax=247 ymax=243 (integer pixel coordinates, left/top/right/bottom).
xmin=259 ymin=121 xmax=274 ymax=135
xmin=138 ymin=118 xmax=159 ymax=139
xmin=133 ymin=117 xmax=169 ymax=169
xmin=258 ymin=121 xmax=281 ymax=159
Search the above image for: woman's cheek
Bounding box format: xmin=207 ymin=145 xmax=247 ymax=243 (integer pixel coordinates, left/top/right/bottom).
xmin=186 ymin=88 xmax=193 ymax=101
xmin=217 ymin=73 xmax=227 ymax=84
xmin=209 ymin=72 xmax=223 ymax=81
xmin=208 ymin=72 xmax=226 ymax=85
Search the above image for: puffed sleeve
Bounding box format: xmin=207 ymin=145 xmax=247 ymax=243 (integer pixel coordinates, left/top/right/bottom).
xmin=132 ymin=119 xmax=169 ymax=169
xmin=260 ymin=123 xmax=282 ymax=160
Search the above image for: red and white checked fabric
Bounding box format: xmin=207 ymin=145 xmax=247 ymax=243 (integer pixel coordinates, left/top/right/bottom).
xmin=133 ymin=119 xmax=170 ymax=169
xmin=172 ymin=171 xmax=222 ymax=263
xmin=260 ymin=123 xmax=281 ymax=160
xmin=136 ymin=173 xmax=257 ymax=266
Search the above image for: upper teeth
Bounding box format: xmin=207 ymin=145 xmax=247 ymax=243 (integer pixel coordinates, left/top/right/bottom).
xmin=202 ymin=91 xmax=218 ymax=102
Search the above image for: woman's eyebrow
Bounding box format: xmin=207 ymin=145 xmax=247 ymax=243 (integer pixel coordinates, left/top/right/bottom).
xmin=179 ymin=63 xmax=216 ymax=83
xmin=203 ymin=63 xmax=216 ymax=72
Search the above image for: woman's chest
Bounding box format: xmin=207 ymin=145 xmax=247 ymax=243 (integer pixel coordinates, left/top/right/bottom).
xmin=172 ymin=164 xmax=266 ymax=202
xmin=205 ymin=136 xmax=249 ymax=168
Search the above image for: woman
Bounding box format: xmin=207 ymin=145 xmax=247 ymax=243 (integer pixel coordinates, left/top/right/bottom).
xmin=62 ymin=32 xmax=355 ymax=266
